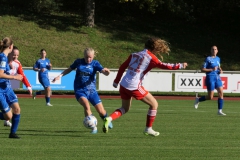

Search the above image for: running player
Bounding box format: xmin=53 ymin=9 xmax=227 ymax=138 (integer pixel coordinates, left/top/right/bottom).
xmin=103 ymin=37 xmax=188 ymax=136
xmin=4 ymin=46 xmax=32 ymax=127
xmin=194 ymin=46 xmax=226 ymax=115
xmin=52 ymin=48 xmax=113 ymax=134
xmin=33 ymin=49 xmax=53 ymax=106
xmin=0 ymin=37 xmax=23 ymax=138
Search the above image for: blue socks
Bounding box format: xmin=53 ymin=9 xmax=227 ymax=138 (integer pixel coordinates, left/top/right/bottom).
xmin=11 ymin=114 xmax=20 ymax=134
xmin=218 ymin=98 xmax=224 ymax=109
xmin=0 ymin=112 xmax=4 ymax=120
xmin=199 ymin=96 xmax=206 ymax=102
xmin=45 ymin=97 xmax=50 ymax=103
xmin=100 ymin=113 xmax=108 ymax=120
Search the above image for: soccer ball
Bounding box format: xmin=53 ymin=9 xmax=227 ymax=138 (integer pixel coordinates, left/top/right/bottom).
xmin=83 ymin=115 xmax=98 ymax=129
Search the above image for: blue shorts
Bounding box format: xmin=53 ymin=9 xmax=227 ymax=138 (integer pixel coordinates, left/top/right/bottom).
xmin=205 ymin=75 xmax=223 ymax=91
xmin=0 ymin=88 xmax=18 ymax=113
xmin=39 ymin=77 xmax=50 ymax=88
xmin=75 ymin=89 xmax=102 ymax=106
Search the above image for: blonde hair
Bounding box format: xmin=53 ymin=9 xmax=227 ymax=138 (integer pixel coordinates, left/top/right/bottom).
xmin=145 ymin=37 xmax=170 ymax=60
xmin=84 ymin=48 xmax=95 ymax=56
xmin=0 ymin=37 xmax=13 ymax=52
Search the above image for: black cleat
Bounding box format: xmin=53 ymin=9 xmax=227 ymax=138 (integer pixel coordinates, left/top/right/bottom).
xmin=9 ymin=133 xmax=20 ymax=139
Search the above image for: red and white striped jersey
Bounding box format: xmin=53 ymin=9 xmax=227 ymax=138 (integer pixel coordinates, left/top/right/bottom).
xmin=9 ymin=60 xmax=31 ymax=88
xmin=114 ymin=49 xmax=182 ymax=90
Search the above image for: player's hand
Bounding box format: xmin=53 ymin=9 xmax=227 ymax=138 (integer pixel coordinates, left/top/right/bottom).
xmin=181 ymin=63 xmax=188 ymax=69
xmin=52 ymin=76 xmax=60 ymax=83
xmin=14 ymin=74 xmax=23 ymax=81
xmin=113 ymin=82 xmax=118 ymax=88
xmin=27 ymin=87 xmax=32 ymax=95
xmin=102 ymin=68 xmax=110 ymax=76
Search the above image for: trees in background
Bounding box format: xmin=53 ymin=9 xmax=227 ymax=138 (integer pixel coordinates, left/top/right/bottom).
xmin=3 ymin=0 xmax=239 ymax=26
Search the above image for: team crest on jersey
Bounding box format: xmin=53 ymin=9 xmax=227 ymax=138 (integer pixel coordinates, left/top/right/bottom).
xmin=0 ymin=61 xmax=6 ymax=67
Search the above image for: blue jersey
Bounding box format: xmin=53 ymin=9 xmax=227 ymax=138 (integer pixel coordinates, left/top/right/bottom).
xmin=33 ymin=58 xmax=51 ymax=78
xmin=70 ymin=58 xmax=104 ymax=91
xmin=202 ymin=56 xmax=222 ymax=90
xmin=202 ymin=56 xmax=221 ymax=76
xmin=0 ymin=53 xmax=11 ymax=91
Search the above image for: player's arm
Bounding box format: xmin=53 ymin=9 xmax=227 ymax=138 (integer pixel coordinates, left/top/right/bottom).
xmin=113 ymin=55 xmax=132 ymax=88
xmin=17 ymin=63 xmax=32 ymax=94
xmin=0 ymin=69 xmax=23 ymax=81
xmin=156 ymin=60 xmax=187 ymax=70
xmin=52 ymin=67 xmax=73 ymax=82
xmin=100 ymin=68 xmax=110 ymax=76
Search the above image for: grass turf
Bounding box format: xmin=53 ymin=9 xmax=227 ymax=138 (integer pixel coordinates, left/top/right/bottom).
xmin=0 ymin=98 xmax=240 ymax=159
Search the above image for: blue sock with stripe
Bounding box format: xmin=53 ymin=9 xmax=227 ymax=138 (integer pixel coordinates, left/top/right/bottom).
xmin=45 ymin=97 xmax=50 ymax=103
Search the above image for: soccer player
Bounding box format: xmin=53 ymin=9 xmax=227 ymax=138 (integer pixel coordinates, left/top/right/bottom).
xmin=4 ymin=46 xmax=32 ymax=127
xmin=33 ymin=49 xmax=53 ymax=106
xmin=52 ymin=48 xmax=113 ymax=134
xmin=0 ymin=37 xmax=23 ymax=138
xmin=194 ymin=46 xmax=226 ymax=115
xmin=102 ymin=37 xmax=188 ymax=136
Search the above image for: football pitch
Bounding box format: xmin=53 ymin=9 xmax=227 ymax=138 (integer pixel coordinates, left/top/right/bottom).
xmin=1 ymin=97 xmax=240 ymax=160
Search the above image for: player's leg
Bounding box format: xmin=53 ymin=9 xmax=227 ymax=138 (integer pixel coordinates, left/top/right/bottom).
xmin=102 ymin=85 xmax=132 ymax=133
xmin=90 ymin=92 xmax=113 ymax=129
xmin=7 ymin=89 xmax=21 ymax=138
xmin=140 ymin=92 xmax=160 ymax=137
xmin=194 ymin=77 xmax=214 ymax=109
xmin=40 ymin=77 xmax=52 ymax=106
xmin=9 ymin=102 xmax=21 ymax=138
xmin=3 ymin=108 xmax=12 ymax=127
xmin=216 ymin=78 xmax=225 ymax=115
xmin=76 ymin=91 xmax=97 ymax=133
xmin=45 ymin=86 xmax=52 ymax=106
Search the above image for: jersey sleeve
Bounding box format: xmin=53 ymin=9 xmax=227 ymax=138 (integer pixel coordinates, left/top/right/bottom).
xmin=155 ymin=59 xmax=181 ymax=70
xmin=70 ymin=59 xmax=79 ymax=70
xmin=94 ymin=61 xmax=104 ymax=72
xmin=114 ymin=55 xmax=132 ymax=84
xmin=33 ymin=60 xmax=39 ymax=69
xmin=17 ymin=62 xmax=31 ymax=87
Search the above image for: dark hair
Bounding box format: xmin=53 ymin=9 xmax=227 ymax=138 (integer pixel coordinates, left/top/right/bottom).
xmin=0 ymin=37 xmax=13 ymax=52
xmin=13 ymin=46 xmax=18 ymax=50
xmin=40 ymin=49 xmax=46 ymax=53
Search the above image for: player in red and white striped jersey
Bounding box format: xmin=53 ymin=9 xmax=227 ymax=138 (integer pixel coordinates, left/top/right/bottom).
xmin=8 ymin=46 xmax=32 ymax=94
xmin=103 ymin=37 xmax=188 ymax=136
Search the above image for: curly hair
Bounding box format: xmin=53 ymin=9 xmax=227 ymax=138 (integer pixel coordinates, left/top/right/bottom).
xmin=145 ymin=37 xmax=170 ymax=59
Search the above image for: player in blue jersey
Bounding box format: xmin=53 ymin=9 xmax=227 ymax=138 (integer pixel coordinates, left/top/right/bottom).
xmin=0 ymin=37 xmax=23 ymax=138
xmin=52 ymin=48 xmax=113 ymax=134
xmin=33 ymin=49 xmax=53 ymax=106
xmin=194 ymin=46 xmax=226 ymax=115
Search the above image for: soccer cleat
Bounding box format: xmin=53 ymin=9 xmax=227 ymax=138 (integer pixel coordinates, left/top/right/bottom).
xmin=4 ymin=120 xmax=12 ymax=127
xmin=143 ymin=129 xmax=160 ymax=137
xmin=108 ymin=121 xmax=113 ymax=129
xmin=218 ymin=111 xmax=226 ymax=116
xmin=91 ymin=127 xmax=98 ymax=134
xmin=32 ymin=92 xmax=36 ymax=99
xmin=46 ymin=103 xmax=53 ymax=106
xmin=9 ymin=133 xmax=20 ymax=139
xmin=103 ymin=117 xmax=111 ymax=133
xmin=194 ymin=98 xmax=199 ymax=109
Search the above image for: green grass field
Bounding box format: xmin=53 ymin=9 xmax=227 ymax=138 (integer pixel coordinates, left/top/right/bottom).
xmin=1 ymin=97 xmax=240 ymax=160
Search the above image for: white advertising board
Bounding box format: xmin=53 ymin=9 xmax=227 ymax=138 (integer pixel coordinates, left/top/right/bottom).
xmin=175 ymin=73 xmax=240 ymax=93
xmin=99 ymin=71 xmax=172 ymax=91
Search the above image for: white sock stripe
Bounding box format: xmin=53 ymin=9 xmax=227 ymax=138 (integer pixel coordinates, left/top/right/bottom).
xmin=147 ymin=109 xmax=157 ymax=116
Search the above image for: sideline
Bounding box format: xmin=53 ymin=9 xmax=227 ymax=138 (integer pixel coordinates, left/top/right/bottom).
xmin=16 ymin=94 xmax=240 ymax=101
